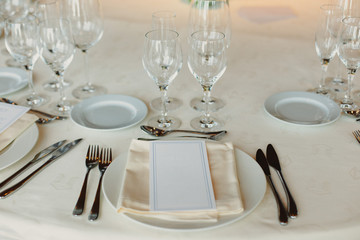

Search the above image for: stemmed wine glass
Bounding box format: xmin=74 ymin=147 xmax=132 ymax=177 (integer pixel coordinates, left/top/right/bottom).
xmin=38 ymin=18 xmax=75 ymax=115
xmin=314 ymin=4 xmax=342 ymax=96
xmin=142 ymin=29 xmax=183 ymax=130
xmin=62 ymin=0 xmax=106 ymax=99
xmin=188 ymin=30 xmax=227 ymax=131
xmin=150 ymin=11 xmax=183 ymax=112
xmin=5 ymin=15 xmax=47 ymax=106
xmin=188 ymin=0 xmax=231 ymax=112
xmin=337 ymin=17 xmax=360 ymax=110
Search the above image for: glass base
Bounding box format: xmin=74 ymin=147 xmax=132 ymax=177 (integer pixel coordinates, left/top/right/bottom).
xmin=43 ymin=79 xmax=72 ymax=92
xmin=150 ymin=97 xmax=182 ymax=111
xmin=326 ymin=77 xmax=347 ymax=93
xmin=190 ymin=97 xmax=225 ymax=112
xmin=51 ymin=100 xmax=76 ymax=116
xmin=6 ymin=58 xmax=22 ymax=68
xmin=340 ymin=98 xmax=357 ymax=111
xmin=148 ymin=115 xmax=181 ymax=130
xmin=190 ymin=116 xmax=223 ymax=132
xmin=23 ymin=94 xmax=48 ymax=107
xmin=72 ymin=84 xmax=107 ymax=99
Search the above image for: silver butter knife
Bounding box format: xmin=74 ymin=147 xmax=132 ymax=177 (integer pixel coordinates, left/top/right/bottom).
xmin=0 ymin=138 xmax=83 ymax=199
xmin=0 ymin=139 xmax=66 ymax=189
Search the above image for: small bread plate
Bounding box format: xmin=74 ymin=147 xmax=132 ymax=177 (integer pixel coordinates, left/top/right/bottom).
xmin=0 ymin=67 xmax=28 ymax=96
xmin=264 ymin=91 xmax=341 ymax=126
xmin=70 ymin=94 xmax=148 ymax=131
xmin=0 ymin=123 xmax=39 ymax=170
xmin=102 ymin=147 xmax=266 ymax=231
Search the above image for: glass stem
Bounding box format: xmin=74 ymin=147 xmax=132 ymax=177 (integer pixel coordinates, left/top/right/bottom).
xmin=344 ymin=68 xmax=356 ymax=102
xmin=159 ymin=85 xmax=169 ymax=123
xmin=202 ymin=85 xmax=212 ymax=124
xmin=55 ymin=70 xmax=66 ymax=105
xmin=25 ymin=65 xmax=36 ymax=96
xmin=319 ymin=59 xmax=329 ymax=90
xmin=82 ymin=49 xmax=92 ymax=89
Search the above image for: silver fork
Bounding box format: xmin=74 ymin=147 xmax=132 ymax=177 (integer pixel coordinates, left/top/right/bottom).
xmin=88 ymin=148 xmax=113 ymax=221
xmin=353 ymin=130 xmax=360 ymax=144
xmin=72 ymin=145 xmax=99 ymax=216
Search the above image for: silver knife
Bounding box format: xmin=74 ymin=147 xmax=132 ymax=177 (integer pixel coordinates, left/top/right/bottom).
xmin=256 ymin=149 xmax=288 ymax=225
xmin=0 ymin=139 xmax=67 ymax=189
xmin=0 ymin=138 xmax=83 ymax=199
xmin=266 ymin=144 xmax=298 ymax=219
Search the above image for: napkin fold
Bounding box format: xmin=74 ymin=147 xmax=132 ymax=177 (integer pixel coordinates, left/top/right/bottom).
xmin=117 ymin=140 xmax=244 ymax=222
xmin=0 ymin=113 xmax=38 ymax=152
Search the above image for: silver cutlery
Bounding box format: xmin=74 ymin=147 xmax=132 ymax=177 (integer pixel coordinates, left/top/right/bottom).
xmin=353 ymin=130 xmax=360 ymax=143
xmin=36 ymin=117 xmax=59 ymax=124
xmin=0 ymin=140 xmax=66 ymax=189
xmin=89 ymin=148 xmax=112 ymax=221
xmin=137 ymin=132 xmax=226 ymax=141
xmin=266 ymin=144 xmax=298 ymax=218
xmin=140 ymin=125 xmax=227 ymax=137
xmin=256 ymin=149 xmax=288 ymax=226
xmin=0 ymin=97 xmax=67 ymax=120
xmin=0 ymin=138 xmax=83 ymax=199
xmin=73 ymin=145 xmax=99 ymax=216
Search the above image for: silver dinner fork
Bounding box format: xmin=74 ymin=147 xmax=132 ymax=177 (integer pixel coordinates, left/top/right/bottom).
xmin=88 ymin=148 xmax=113 ymax=221
xmin=73 ymin=145 xmax=99 ymax=216
xmin=353 ymin=130 xmax=360 ymax=144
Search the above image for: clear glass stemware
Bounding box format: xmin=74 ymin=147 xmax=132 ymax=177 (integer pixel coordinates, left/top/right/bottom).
xmin=188 ymin=31 xmax=227 ymax=131
xmin=142 ymin=30 xmax=183 ymax=130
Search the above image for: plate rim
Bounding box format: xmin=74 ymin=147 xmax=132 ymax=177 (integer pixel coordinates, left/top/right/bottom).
xmin=264 ymin=91 xmax=341 ymax=126
xmin=0 ymin=67 xmax=28 ymax=95
xmin=102 ymin=146 xmax=266 ymax=231
xmin=70 ymin=94 xmax=148 ymax=131
xmin=0 ymin=123 xmax=39 ymax=170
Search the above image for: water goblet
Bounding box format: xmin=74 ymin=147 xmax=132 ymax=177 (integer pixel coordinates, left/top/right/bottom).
xmin=188 ymin=31 xmax=227 ymax=131
xmin=62 ymin=0 xmax=106 ymax=99
xmin=188 ymin=0 xmax=231 ymax=112
xmin=337 ymin=17 xmax=360 ymax=110
xmin=5 ymin=15 xmax=47 ymax=106
xmin=38 ymin=18 xmax=75 ymax=115
xmin=142 ymin=30 xmax=183 ymax=130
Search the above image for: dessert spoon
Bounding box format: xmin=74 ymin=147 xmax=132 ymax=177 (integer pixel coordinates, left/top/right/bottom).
xmin=140 ymin=125 xmax=227 ymax=137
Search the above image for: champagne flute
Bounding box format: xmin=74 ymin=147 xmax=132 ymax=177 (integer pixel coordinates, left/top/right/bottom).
xmin=337 ymin=17 xmax=360 ymax=110
xmin=188 ymin=0 xmax=231 ymax=112
xmin=314 ymin=4 xmax=342 ymax=96
xmin=5 ymin=15 xmax=47 ymax=106
xmin=62 ymin=0 xmax=106 ymax=99
xmin=150 ymin=11 xmax=183 ymax=112
xmin=142 ymin=30 xmax=183 ymax=130
xmin=38 ymin=18 xmax=75 ymax=115
xmin=188 ymin=30 xmax=227 ymax=131
xmin=36 ymin=0 xmax=73 ymax=92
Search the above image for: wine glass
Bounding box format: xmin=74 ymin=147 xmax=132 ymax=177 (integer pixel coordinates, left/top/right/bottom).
xmin=36 ymin=0 xmax=73 ymax=92
xmin=188 ymin=0 xmax=231 ymax=112
xmin=62 ymin=0 xmax=106 ymax=99
xmin=314 ymin=4 xmax=342 ymax=96
xmin=142 ymin=30 xmax=183 ymax=130
xmin=188 ymin=30 xmax=227 ymax=131
xmin=5 ymin=15 xmax=47 ymax=106
xmin=38 ymin=18 xmax=75 ymax=115
xmin=337 ymin=17 xmax=360 ymax=110
xmin=150 ymin=11 xmax=183 ymax=112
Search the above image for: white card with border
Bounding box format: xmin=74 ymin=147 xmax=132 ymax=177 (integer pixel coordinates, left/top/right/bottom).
xmin=0 ymin=102 xmax=29 ymax=134
xmin=149 ymin=140 xmax=216 ymax=212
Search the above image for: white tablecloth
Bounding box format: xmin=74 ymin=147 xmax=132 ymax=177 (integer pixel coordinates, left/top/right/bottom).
xmin=1 ymin=0 xmax=360 ymax=239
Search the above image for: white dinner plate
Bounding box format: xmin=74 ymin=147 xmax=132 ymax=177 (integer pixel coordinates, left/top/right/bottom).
xmin=264 ymin=91 xmax=341 ymax=126
xmin=70 ymin=94 xmax=148 ymax=131
xmin=0 ymin=123 xmax=39 ymax=171
xmin=0 ymin=67 xmax=28 ymax=95
xmin=102 ymin=147 xmax=267 ymax=231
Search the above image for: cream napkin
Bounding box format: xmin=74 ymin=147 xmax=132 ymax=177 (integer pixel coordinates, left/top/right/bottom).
xmin=117 ymin=140 xmax=244 ymax=222
xmin=0 ymin=113 xmax=38 ymax=152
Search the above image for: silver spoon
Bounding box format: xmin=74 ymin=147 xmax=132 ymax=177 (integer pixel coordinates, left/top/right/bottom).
xmin=36 ymin=117 xmax=58 ymax=124
xmin=140 ymin=125 xmax=227 ymax=137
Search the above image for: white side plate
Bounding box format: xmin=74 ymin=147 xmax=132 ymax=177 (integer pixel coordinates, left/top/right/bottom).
xmin=0 ymin=67 xmax=28 ymax=95
xmin=102 ymin=147 xmax=266 ymax=231
xmin=70 ymin=94 xmax=148 ymax=131
xmin=264 ymin=91 xmax=341 ymax=126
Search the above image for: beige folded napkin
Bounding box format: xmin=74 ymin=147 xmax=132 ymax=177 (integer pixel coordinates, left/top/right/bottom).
xmin=117 ymin=139 xmax=244 ymax=222
xmin=0 ymin=113 xmax=38 ymax=152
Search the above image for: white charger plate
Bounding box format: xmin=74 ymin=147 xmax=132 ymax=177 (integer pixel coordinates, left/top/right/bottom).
xmin=0 ymin=123 xmax=39 ymax=170
xmin=102 ymin=147 xmax=266 ymax=231
xmin=264 ymin=91 xmax=341 ymax=126
xmin=70 ymin=94 xmax=147 ymax=131
xmin=0 ymin=67 xmax=28 ymax=95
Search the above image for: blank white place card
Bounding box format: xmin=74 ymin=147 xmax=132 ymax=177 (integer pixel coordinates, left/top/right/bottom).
xmin=0 ymin=102 xmax=29 ymax=134
xmin=149 ymin=140 xmax=216 ymax=212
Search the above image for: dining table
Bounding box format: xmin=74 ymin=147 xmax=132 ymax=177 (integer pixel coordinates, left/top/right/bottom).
xmin=1 ymin=0 xmax=360 ymax=239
